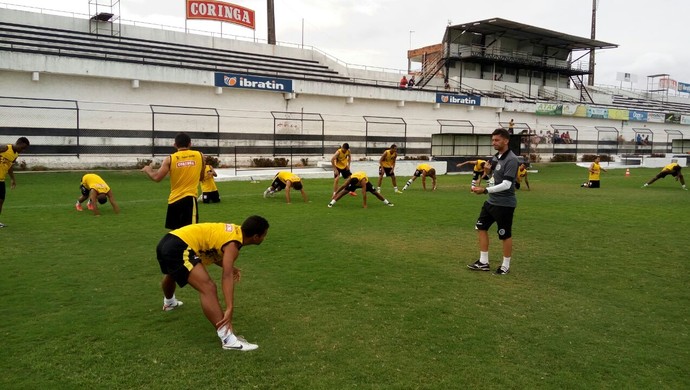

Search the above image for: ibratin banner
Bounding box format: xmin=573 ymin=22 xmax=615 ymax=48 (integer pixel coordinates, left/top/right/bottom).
xmin=186 ymin=0 xmax=255 ymax=29
xmin=535 ymin=103 xmax=562 ymax=115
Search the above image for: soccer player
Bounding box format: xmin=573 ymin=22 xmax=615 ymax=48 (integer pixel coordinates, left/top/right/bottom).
xmin=155 ymin=215 xmax=269 ymax=351
xmin=643 ymin=163 xmax=687 ymax=190
xmin=401 ymin=163 xmax=437 ymax=191
xmin=331 ymin=143 xmax=356 ymax=196
xmin=75 ymin=173 xmax=121 ymax=216
xmin=467 ymin=128 xmax=518 ymax=275
xmin=456 ymin=159 xmax=490 ymax=187
xmin=377 ymin=144 xmax=401 ymax=193
xmin=328 ymin=171 xmax=394 ymax=208
xmin=200 ymin=157 xmax=221 ymax=203
xmin=263 ymin=171 xmax=308 ymax=203
xmin=515 ymin=163 xmax=530 ymax=190
xmin=142 ymin=132 xmax=205 ymax=229
xmin=581 ymin=156 xmax=606 ymax=188
xmin=0 ymin=137 xmax=30 ymax=228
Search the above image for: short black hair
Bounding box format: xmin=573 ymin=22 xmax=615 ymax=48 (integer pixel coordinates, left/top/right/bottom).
xmin=390 ymin=144 xmax=397 ymax=149
xmin=241 ymin=215 xmax=269 ymax=237
xmin=97 ymin=194 xmax=108 ymax=204
xmin=342 ymin=143 xmax=349 ymax=150
xmin=175 ymin=132 xmax=192 ymax=148
xmin=292 ymin=182 xmax=303 ymax=190
xmin=492 ymin=128 xmax=511 ymax=139
xmin=16 ymin=137 xmax=30 ymax=146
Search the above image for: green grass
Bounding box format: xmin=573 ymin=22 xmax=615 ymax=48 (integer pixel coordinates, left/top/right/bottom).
xmin=1 ymin=164 xmax=688 ymax=389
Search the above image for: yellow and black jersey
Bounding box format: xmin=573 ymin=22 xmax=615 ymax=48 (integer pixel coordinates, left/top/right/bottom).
xmin=81 ymin=173 xmax=110 ymax=194
xmin=333 ymin=148 xmax=351 ymax=169
xmin=662 ymin=163 xmax=680 ymax=173
xmin=200 ymin=165 xmax=218 ymax=193
xmin=350 ymin=171 xmax=368 ymax=183
xmin=0 ymin=144 xmax=19 ymax=181
xmin=170 ymin=223 xmax=243 ymax=266
xmin=169 ymin=149 xmax=203 ymax=204
xmin=380 ymin=149 xmax=397 ymax=168
xmin=473 ymin=160 xmax=486 ymax=173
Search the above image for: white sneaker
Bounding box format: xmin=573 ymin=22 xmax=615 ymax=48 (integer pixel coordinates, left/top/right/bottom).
xmin=263 ymin=188 xmax=270 ymax=198
xmin=222 ymin=335 xmax=259 ymax=351
xmin=162 ymin=300 xmax=183 ymax=311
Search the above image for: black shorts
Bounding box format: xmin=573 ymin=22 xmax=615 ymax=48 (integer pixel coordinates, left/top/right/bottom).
xmin=588 ymin=180 xmax=601 ymax=188
xmin=271 ymin=177 xmax=287 ymax=191
xmin=202 ymin=191 xmax=221 ymax=203
xmin=472 ymin=171 xmax=489 ymax=181
xmin=335 ymin=168 xmax=352 ymax=179
xmin=0 ymin=181 xmax=5 ymax=200
xmin=475 ymin=201 xmax=515 ymax=240
xmin=515 ymin=182 xmax=521 ymax=190
xmin=379 ymin=167 xmax=395 ymax=177
xmin=345 ymin=178 xmax=376 ymax=194
xmin=165 ymin=196 xmax=198 ymax=230
xmin=414 ymin=168 xmax=435 ymax=178
xmin=80 ymin=184 xmax=90 ymax=197
xmin=656 ymin=171 xmax=677 ymax=180
xmin=156 ymin=234 xmax=201 ymax=287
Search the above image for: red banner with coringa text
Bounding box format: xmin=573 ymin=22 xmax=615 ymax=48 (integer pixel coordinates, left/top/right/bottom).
xmin=186 ymin=0 xmax=255 ymax=29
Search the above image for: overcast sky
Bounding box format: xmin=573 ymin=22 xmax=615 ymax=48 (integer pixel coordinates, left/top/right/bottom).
xmin=8 ymin=0 xmax=690 ymax=89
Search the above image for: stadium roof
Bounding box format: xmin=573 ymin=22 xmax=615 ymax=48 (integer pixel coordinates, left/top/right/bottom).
xmin=444 ymin=18 xmax=618 ymax=51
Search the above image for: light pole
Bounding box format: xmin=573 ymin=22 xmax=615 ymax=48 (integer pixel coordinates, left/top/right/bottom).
xmin=409 ymin=30 xmax=415 ymax=49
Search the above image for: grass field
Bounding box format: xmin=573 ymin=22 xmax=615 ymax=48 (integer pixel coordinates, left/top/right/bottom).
xmin=1 ymin=164 xmax=688 ymax=389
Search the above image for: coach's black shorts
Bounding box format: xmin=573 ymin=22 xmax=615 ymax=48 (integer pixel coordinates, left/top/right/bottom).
xmin=345 ymin=178 xmax=376 ymax=194
xmin=335 ymin=168 xmax=352 ymax=179
xmin=202 ymin=191 xmax=221 ymax=203
xmin=165 ymin=196 xmax=198 ymax=230
xmin=475 ymin=201 xmax=515 ymax=240
xmin=156 ymin=233 xmax=201 ymax=287
xmin=379 ymin=167 xmax=395 ymax=177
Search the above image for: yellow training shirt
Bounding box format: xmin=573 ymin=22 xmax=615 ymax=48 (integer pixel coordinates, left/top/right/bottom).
xmin=171 ymin=223 xmax=243 ymax=266
xmin=276 ymin=171 xmax=301 ymax=184
xmin=333 ymin=148 xmax=351 ymax=169
xmin=81 ymin=173 xmax=110 ymax=194
xmin=473 ymin=160 xmax=486 ymax=172
xmin=0 ymin=144 xmax=19 ymax=181
xmin=416 ymin=163 xmax=432 ymax=172
xmin=589 ymin=162 xmax=601 ymax=181
xmin=380 ymin=149 xmax=397 ymax=168
xmin=169 ymin=149 xmax=203 ymax=204
xmin=350 ymin=171 xmax=368 ymax=183
xmin=517 ymin=166 xmax=527 ymax=183
xmin=662 ymin=163 xmax=679 ymax=173
xmin=200 ymin=165 xmax=218 ymax=193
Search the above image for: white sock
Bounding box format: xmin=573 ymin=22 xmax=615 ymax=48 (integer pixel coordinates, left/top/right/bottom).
xmin=383 ymin=199 xmax=390 ymax=205
xmin=502 ymin=257 xmax=511 ymax=269
xmin=377 ymin=186 xmax=381 ymax=192
xmin=394 ymin=186 xmax=398 ymax=191
xmin=218 ymin=327 xmax=237 ymax=344
xmin=479 ymin=251 xmax=489 ymax=264
xmin=163 ymin=295 xmax=177 ymax=305
xmin=328 ymin=200 xmax=336 ymax=206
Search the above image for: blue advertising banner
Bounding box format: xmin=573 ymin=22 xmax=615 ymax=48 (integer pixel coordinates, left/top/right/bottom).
xmin=678 ymin=82 xmax=690 ymax=93
xmin=629 ymin=110 xmax=648 ymax=122
xmin=214 ymin=73 xmax=293 ymax=92
xmin=435 ymin=93 xmax=481 ymax=105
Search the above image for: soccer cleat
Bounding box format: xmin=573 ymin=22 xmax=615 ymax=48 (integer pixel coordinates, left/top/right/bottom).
xmin=75 ymin=202 xmax=83 ymax=211
xmin=263 ymin=188 xmax=271 ymax=198
xmin=494 ymin=266 xmax=510 ymax=275
xmin=162 ymin=300 xmax=184 ymax=311
xmin=0 ymin=222 xmax=5 ymax=228
xmin=395 ymin=189 xmax=403 ymax=194
xmin=348 ymin=191 xmax=358 ymax=196
xmin=87 ymin=200 xmax=94 ymax=211
xmin=386 ymin=203 xmax=394 ymax=207
xmin=467 ymin=260 xmax=490 ymax=271
xmin=222 ymin=335 xmax=259 ymax=351
xmin=327 ymin=203 xmax=333 ymax=208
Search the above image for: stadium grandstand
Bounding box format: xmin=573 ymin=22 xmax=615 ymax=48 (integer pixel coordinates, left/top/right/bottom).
xmin=1 ymin=3 xmax=688 ymax=170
